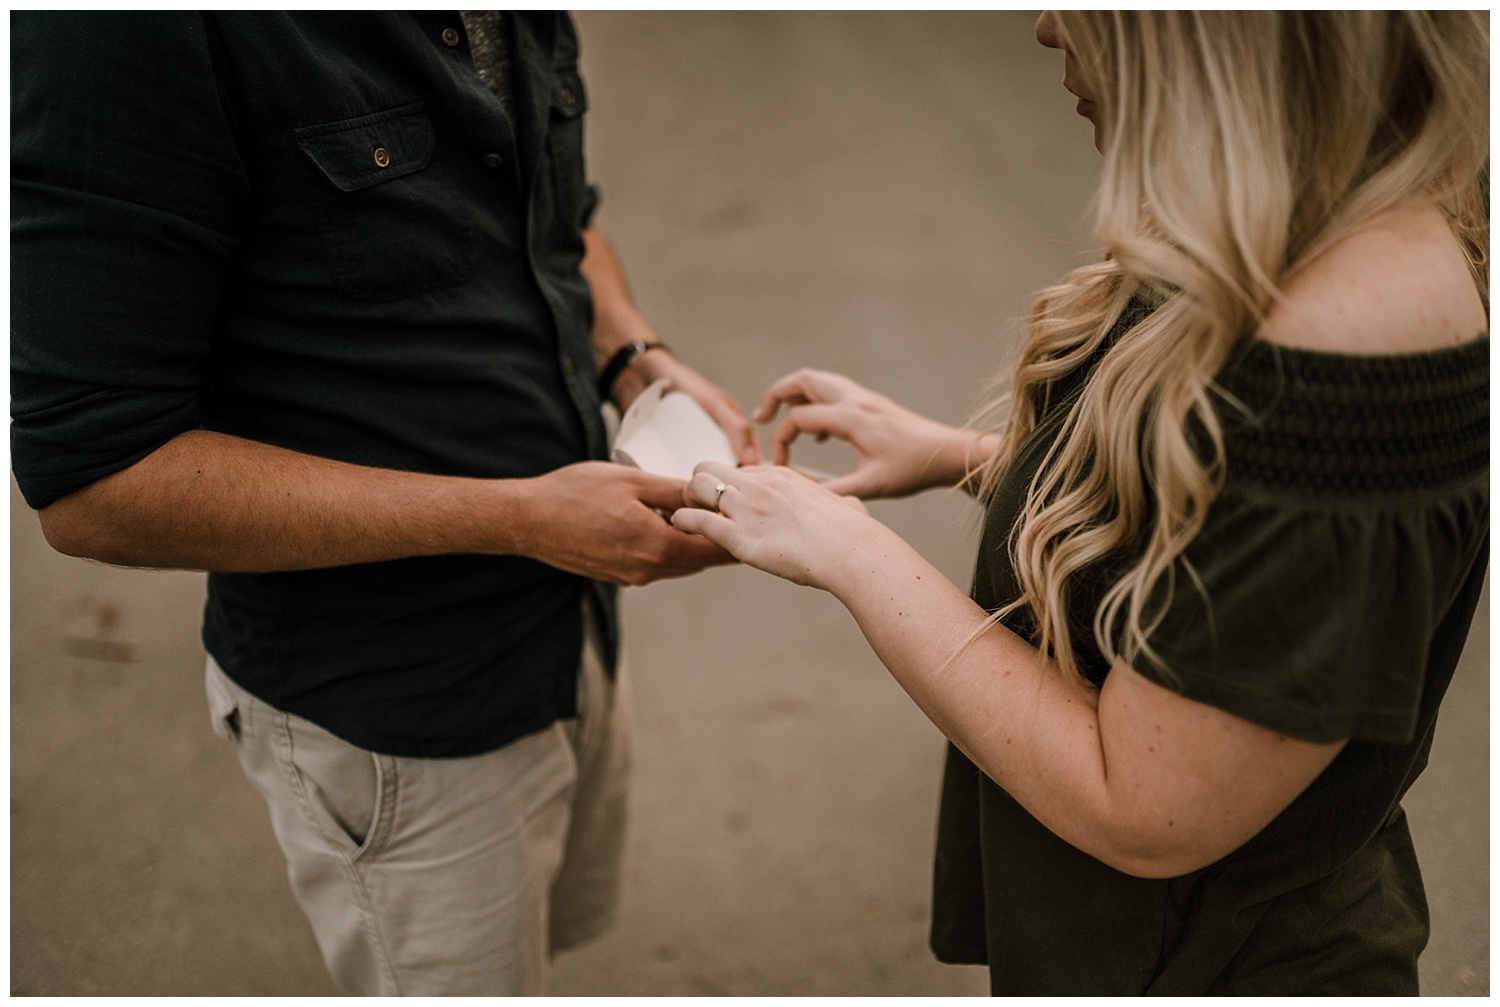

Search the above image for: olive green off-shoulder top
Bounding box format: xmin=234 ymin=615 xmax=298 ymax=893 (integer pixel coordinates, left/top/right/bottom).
xmin=930 ymin=305 xmax=1489 ymax=995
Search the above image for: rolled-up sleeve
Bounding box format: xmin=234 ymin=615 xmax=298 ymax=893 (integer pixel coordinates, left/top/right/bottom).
xmin=11 ymin=12 xmax=247 ymax=508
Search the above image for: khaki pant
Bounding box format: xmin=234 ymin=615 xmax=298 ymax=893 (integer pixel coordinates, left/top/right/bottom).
xmin=205 ymin=606 xmax=630 ymax=995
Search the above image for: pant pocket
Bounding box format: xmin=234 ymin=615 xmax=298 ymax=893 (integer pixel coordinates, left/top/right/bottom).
xmin=275 ymin=711 xmax=391 ymax=858
xmin=204 ymin=658 xmax=242 ymax=743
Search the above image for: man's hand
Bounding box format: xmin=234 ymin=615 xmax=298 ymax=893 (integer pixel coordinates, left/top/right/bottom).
xmin=621 ymin=350 xmax=762 ymax=466
xmin=516 ymin=461 xmax=734 ymax=585
xmin=580 ymin=227 xmax=763 ymax=466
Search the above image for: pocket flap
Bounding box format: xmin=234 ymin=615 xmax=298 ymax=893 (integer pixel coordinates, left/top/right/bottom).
xmin=295 ymin=102 xmax=435 ymax=192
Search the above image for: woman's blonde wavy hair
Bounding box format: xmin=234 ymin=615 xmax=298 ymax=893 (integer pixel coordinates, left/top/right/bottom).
xmin=971 ymin=11 xmax=1489 ymax=682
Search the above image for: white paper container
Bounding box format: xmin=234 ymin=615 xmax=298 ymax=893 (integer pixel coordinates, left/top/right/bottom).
xmin=611 ymin=378 xmax=739 ymax=480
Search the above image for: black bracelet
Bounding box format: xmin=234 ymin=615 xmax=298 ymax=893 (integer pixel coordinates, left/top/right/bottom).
xmin=597 ymin=340 xmax=669 ymax=400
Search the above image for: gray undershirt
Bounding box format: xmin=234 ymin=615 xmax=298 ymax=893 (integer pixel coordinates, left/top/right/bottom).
xmin=458 ymin=11 xmax=515 ymax=121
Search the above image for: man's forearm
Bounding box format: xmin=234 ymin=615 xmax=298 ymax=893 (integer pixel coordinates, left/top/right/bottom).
xmin=580 ymin=228 xmax=656 ymax=366
xmin=580 ymin=227 xmax=668 ymax=407
xmin=37 ymin=429 xmax=527 ymax=572
xmin=38 ymin=428 xmax=732 ymax=583
xmin=579 ymin=226 xmax=763 ymax=463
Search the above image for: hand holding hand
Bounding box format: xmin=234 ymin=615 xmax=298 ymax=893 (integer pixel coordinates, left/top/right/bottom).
xmin=521 ymin=461 xmax=734 ymax=586
xmin=671 ymin=461 xmax=881 ymax=590
xmin=753 ymin=369 xmax=995 ymax=499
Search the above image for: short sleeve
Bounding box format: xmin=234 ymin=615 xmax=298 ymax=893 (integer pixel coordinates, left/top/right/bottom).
xmin=1136 ymin=486 xmax=1487 ymax=744
xmin=580 ymin=183 xmax=602 ymax=230
xmin=11 ymin=12 xmax=247 ymax=508
xmin=1131 ymin=337 xmax=1489 ymax=744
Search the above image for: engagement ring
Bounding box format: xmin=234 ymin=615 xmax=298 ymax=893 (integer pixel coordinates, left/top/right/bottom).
xmin=713 ymin=482 xmax=728 ymax=509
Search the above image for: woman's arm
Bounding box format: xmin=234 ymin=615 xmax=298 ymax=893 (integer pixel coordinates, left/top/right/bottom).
xmin=673 ymin=464 xmax=1344 ymax=878
xmin=754 ymin=369 xmax=999 ymax=498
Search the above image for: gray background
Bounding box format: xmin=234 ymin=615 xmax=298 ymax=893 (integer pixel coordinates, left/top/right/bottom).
xmin=10 ymin=11 xmax=1488 ymax=996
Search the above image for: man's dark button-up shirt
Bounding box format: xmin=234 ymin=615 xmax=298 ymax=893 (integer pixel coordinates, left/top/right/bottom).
xmin=12 ymin=12 xmax=614 ymax=757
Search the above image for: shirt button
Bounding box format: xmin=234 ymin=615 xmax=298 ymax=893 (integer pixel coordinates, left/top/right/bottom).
xmin=562 ymin=87 xmax=577 ymax=107
xmin=441 ymin=27 xmax=461 ymax=46
xmin=373 ymin=147 xmax=391 ymax=168
xmin=483 ymin=152 xmax=504 ymax=169
xmin=564 ymin=356 xmax=577 ymax=375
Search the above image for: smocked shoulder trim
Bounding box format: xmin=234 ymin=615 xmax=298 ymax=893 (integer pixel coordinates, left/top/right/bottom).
xmin=1212 ymin=336 xmax=1488 ymax=499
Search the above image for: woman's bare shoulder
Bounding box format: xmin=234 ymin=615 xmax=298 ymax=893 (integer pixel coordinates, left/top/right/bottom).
xmin=1258 ymin=204 xmax=1487 ymax=355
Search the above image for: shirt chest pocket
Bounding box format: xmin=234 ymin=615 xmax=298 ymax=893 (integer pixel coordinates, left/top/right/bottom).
xmin=295 ymin=103 xmax=479 ymax=301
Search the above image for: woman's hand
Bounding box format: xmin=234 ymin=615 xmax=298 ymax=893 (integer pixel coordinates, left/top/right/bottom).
xmin=753 ymin=369 xmax=997 ymax=498
xmin=671 ymin=461 xmax=882 ymax=590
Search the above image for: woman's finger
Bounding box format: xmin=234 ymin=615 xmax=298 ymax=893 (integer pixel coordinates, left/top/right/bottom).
xmin=683 ymin=466 xmax=735 ymax=510
xmin=691 ymin=459 xmax=738 ymax=482
xmin=753 ymin=369 xmax=849 ymax=423
xmin=671 ymin=504 xmax=737 ymax=546
xmin=753 ymin=388 xmax=809 ymax=425
xmin=769 ymin=403 xmax=854 ymax=466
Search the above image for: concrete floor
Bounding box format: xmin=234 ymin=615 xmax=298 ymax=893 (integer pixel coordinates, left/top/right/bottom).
xmin=9 ymin=12 xmax=1489 ymax=996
